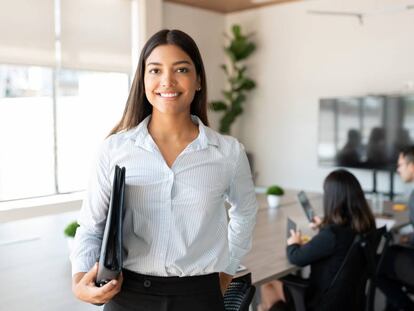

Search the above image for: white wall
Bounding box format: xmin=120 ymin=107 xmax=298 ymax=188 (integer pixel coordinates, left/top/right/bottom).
xmin=224 ymin=0 xmax=414 ymax=194
xmin=163 ymin=3 xmax=226 ymax=130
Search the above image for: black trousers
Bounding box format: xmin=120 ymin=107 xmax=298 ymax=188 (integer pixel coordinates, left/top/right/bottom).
xmin=104 ymin=269 xmax=225 ymax=311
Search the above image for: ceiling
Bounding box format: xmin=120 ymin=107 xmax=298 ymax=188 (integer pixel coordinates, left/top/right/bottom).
xmin=164 ymin=0 xmax=301 ymax=13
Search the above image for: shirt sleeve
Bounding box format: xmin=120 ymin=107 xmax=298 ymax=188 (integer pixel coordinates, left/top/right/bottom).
xmin=70 ymin=140 xmax=112 ymax=276
xmin=223 ymin=143 xmax=258 ymax=275
xmin=286 ymin=227 xmax=336 ymax=267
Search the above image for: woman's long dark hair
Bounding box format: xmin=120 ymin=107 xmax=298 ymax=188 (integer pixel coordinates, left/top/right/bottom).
xmin=322 ymin=169 xmax=376 ymax=233
xmin=109 ymin=29 xmax=209 ymax=135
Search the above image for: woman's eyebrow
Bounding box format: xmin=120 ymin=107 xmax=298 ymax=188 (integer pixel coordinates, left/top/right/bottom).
xmin=147 ymin=60 xmax=191 ymax=66
xmin=173 ymin=60 xmax=191 ymax=66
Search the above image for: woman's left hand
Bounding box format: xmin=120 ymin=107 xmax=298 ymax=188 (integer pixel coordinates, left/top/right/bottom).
xmin=219 ymin=272 xmax=233 ymax=295
xmin=287 ymin=229 xmax=302 ymax=245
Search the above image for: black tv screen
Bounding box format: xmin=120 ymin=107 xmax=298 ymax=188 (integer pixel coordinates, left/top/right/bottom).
xmin=318 ymin=95 xmax=414 ymax=170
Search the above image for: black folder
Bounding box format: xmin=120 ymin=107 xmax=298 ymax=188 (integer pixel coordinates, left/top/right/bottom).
xmin=96 ymin=165 xmax=126 ymax=287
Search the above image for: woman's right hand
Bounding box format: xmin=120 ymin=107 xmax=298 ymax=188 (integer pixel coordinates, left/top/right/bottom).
xmin=72 ymin=263 xmax=123 ymax=305
xmin=309 ymin=216 xmax=322 ymax=231
xmin=287 ymin=229 xmax=302 ymax=245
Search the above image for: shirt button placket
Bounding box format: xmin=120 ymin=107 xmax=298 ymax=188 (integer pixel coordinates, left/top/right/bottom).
xmin=163 ymin=169 xmax=174 ymax=270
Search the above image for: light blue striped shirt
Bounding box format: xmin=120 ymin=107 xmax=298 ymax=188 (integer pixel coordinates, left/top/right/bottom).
xmin=71 ymin=115 xmax=258 ymax=276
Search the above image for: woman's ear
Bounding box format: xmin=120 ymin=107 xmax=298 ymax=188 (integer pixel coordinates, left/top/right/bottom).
xmin=196 ymin=76 xmax=201 ymax=91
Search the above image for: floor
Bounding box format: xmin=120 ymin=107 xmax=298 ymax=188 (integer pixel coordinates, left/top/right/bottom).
xmin=0 ymin=211 xmax=102 ymax=311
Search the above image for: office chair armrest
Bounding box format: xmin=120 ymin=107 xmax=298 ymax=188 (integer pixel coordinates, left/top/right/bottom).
xmin=224 ymin=273 xmax=256 ymax=311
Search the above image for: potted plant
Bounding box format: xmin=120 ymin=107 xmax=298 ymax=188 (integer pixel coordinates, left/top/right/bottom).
xmin=210 ymin=24 xmax=256 ymax=134
xmin=266 ymin=185 xmax=284 ymax=208
xmin=64 ymin=221 xmax=79 ymax=252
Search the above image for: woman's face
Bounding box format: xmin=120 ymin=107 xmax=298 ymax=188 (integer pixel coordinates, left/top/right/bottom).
xmin=144 ymin=44 xmax=200 ymax=116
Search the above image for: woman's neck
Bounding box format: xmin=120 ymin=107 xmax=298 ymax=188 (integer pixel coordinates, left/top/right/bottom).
xmin=148 ymin=112 xmax=198 ymax=142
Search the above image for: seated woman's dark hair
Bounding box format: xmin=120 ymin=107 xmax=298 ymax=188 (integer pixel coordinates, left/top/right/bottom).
xmin=322 ymin=169 xmax=375 ymax=233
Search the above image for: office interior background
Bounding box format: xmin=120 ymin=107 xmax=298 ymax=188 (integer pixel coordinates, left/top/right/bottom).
xmin=1 ymin=0 xmax=414 ymax=310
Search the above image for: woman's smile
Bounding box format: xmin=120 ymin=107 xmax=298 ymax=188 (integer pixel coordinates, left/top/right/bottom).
xmin=156 ymin=91 xmax=181 ymax=99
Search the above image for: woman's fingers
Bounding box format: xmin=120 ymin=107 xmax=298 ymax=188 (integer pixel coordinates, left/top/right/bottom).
xmin=81 ymin=263 xmax=98 ymax=285
xmin=87 ymin=279 xmax=121 ymax=304
xmin=100 ymin=280 xmax=119 ymax=294
xmin=73 ymin=264 xmax=123 ymax=304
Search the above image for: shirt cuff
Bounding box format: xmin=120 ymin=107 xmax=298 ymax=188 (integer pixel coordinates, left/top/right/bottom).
xmin=70 ymin=256 xmax=99 ymax=276
xmin=223 ymin=257 xmax=241 ymax=275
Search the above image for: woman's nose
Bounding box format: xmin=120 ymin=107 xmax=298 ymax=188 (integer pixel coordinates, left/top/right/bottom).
xmin=160 ymin=72 xmax=176 ymax=87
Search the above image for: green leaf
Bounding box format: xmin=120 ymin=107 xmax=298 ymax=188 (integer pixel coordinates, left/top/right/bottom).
xmin=266 ymin=185 xmax=284 ymax=195
xmin=232 ymin=25 xmax=242 ymax=39
xmin=220 ymin=112 xmax=236 ymax=134
xmin=236 ymin=78 xmax=256 ymax=91
xmin=210 ymin=101 xmax=227 ymax=111
xmin=64 ymin=221 xmax=80 ymax=237
xmin=233 ymin=94 xmax=246 ymax=106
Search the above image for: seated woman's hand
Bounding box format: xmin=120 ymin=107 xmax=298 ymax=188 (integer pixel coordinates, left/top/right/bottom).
xmin=308 ymin=216 xmax=322 ymax=231
xmin=287 ymin=230 xmax=302 ymax=245
xmin=72 ymin=263 xmax=123 ymax=305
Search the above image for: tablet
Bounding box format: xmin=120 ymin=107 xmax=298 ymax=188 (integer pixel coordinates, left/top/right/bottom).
xmin=287 ymin=217 xmax=297 ymax=237
xmin=297 ymin=190 xmax=315 ymax=222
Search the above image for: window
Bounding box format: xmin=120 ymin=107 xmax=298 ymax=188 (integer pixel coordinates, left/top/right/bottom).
xmin=0 ymin=65 xmax=129 ymax=201
xmin=56 ymin=69 xmax=129 ymax=193
xmin=0 ymin=65 xmax=54 ymax=200
xmin=0 ymin=0 xmax=134 ymax=202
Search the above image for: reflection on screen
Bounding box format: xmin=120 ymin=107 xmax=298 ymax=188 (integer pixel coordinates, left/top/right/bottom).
xmin=318 ymin=95 xmax=414 ymax=170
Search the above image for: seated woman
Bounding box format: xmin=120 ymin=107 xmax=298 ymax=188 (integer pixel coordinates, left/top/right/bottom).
xmin=260 ymin=169 xmax=376 ymax=311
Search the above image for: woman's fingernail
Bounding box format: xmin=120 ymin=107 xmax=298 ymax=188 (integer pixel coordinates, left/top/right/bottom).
xmin=112 ymin=280 xmax=117 ymax=286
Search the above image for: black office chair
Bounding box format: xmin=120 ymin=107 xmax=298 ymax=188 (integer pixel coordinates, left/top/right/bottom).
xmin=224 ymin=272 xmax=256 ymax=311
xmin=279 ymin=227 xmax=387 ymax=311
xmin=375 ymin=242 xmax=414 ymax=310
xmin=365 ymin=229 xmax=393 ymax=311
xmin=391 ymin=244 xmax=414 ymax=297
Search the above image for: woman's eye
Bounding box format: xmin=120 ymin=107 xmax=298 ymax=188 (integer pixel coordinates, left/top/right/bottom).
xmin=177 ymin=67 xmax=189 ymax=73
xmin=148 ymin=68 xmax=160 ymax=74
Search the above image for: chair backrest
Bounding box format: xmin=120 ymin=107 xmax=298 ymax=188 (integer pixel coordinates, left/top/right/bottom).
xmin=319 ymin=226 xmax=386 ymax=311
xmin=223 ymin=273 xmax=256 ymax=311
xmin=365 ymin=227 xmax=393 ymax=311
xmin=381 ymin=243 xmax=414 ymax=289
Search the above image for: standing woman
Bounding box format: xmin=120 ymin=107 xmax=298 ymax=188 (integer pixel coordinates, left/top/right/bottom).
xmin=70 ymin=29 xmax=258 ymax=311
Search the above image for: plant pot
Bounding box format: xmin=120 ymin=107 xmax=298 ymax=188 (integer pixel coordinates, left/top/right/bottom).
xmin=267 ymin=195 xmax=281 ymax=208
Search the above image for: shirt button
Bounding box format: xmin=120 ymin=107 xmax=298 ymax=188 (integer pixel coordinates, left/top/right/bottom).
xmin=143 ymin=280 xmax=151 ymax=288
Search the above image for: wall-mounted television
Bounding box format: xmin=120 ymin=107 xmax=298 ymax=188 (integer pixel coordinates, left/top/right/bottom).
xmin=318 ymin=94 xmax=414 ymax=171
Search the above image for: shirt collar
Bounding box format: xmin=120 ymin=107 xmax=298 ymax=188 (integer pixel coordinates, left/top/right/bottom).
xmin=130 ymin=114 xmax=219 ymax=152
